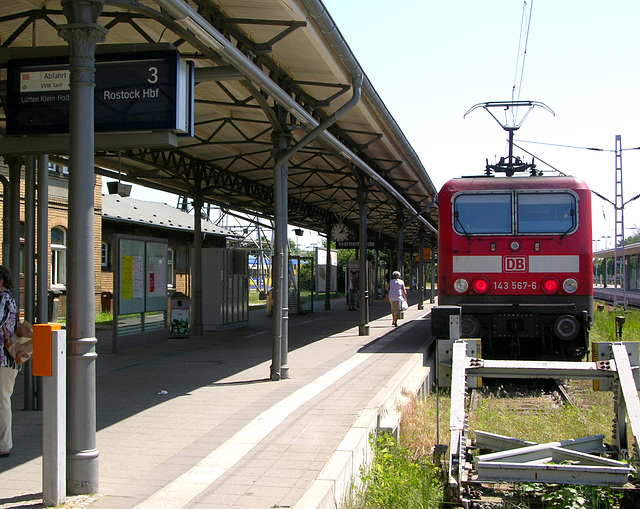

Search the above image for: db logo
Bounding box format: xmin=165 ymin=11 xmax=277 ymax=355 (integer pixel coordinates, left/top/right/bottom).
xmin=504 ymin=256 xmax=527 ymax=272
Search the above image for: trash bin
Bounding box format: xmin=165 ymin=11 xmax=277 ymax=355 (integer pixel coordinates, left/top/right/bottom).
xmin=266 ymin=288 xmax=273 ymax=317
xmin=168 ymin=291 xmax=190 ymax=338
xmin=47 ymin=288 xmax=63 ymax=322
xmin=101 ymin=291 xmax=113 ymax=313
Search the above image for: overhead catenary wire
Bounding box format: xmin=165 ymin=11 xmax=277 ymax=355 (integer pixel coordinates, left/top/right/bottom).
xmin=517 ymin=139 xmax=640 ymax=152
xmin=514 ymin=140 xmax=640 ymax=177
xmin=517 ymin=139 xmax=609 ymax=152
xmin=510 ymin=0 xmax=535 ymax=125
xmin=513 ymin=142 xmax=612 ymax=207
xmin=512 ymin=141 xmax=567 ymax=176
xmin=514 ymin=141 xmax=640 ymax=208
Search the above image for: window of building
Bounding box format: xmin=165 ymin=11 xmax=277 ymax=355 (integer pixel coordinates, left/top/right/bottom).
xmin=48 ymin=162 xmax=69 ymax=175
xmin=101 ymin=241 xmax=110 ymax=268
xmin=51 ymin=227 xmax=67 ymax=287
xmin=630 ymin=255 xmax=638 ymax=291
xmin=18 ymin=222 xmax=25 ymax=273
xmin=167 ymin=247 xmax=175 ymax=288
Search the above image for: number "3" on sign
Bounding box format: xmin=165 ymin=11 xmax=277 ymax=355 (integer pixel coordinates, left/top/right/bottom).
xmin=148 ymin=66 xmax=158 ymax=84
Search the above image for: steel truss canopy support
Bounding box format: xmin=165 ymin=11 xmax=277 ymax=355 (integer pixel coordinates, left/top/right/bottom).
xmin=0 ymin=1 xmax=438 ymax=247
xmin=270 ymin=74 xmax=363 ymax=381
xmin=151 ymin=0 xmax=437 ymax=237
xmin=0 ymin=0 xmax=439 ymax=245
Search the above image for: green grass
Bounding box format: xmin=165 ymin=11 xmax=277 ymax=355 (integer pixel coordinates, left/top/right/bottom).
xmin=95 ymin=311 xmax=113 ymax=325
xmin=248 ymin=290 xmax=268 ymax=306
xmin=401 ymin=303 xmax=640 ymax=452
xmin=58 ymin=311 xmax=113 ymax=326
xmin=380 ymin=303 xmax=640 ymax=508
xmin=591 ymin=303 xmax=640 ymax=344
xmin=344 ymin=432 xmax=443 ymax=509
xmin=248 ymin=289 xmax=344 ymax=307
xmin=469 ymin=389 xmax=613 ymax=445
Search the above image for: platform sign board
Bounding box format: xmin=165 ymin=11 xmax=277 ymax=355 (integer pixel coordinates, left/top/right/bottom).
xmin=335 ymin=239 xmax=385 ymax=250
xmin=6 ymin=50 xmax=193 ymax=136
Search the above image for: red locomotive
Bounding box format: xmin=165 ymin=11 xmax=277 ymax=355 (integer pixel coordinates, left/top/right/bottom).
xmin=437 ymin=175 xmax=593 ymax=360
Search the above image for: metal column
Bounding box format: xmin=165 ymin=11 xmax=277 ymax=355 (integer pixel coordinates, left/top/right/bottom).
xmin=270 ymin=75 xmax=363 ymax=380
xmin=614 ymin=135 xmax=626 ymax=309
xmin=431 ymin=235 xmax=437 ymax=303
xmin=24 ymin=155 xmax=36 ymax=410
xmin=36 ymin=154 xmax=49 ymax=411
xmin=7 ymin=157 xmax=22 ymax=298
xmin=192 ymin=193 xmax=203 ymax=336
xmin=418 ymin=228 xmax=425 ymax=310
xmin=324 ymin=223 xmax=332 ymax=310
xmin=271 ymin=132 xmax=290 ymax=381
xmin=397 ymin=213 xmax=404 ymax=276
xmin=374 ymin=248 xmax=379 ymax=301
xmin=58 ymin=0 xmax=107 ymax=495
xmin=37 ymin=154 xmax=50 ymax=324
xmin=357 ymin=179 xmax=369 ymax=336
xmin=0 ymin=175 xmax=8 ymax=264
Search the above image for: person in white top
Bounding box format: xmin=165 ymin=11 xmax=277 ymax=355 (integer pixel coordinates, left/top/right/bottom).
xmin=386 ymin=271 xmax=408 ymax=327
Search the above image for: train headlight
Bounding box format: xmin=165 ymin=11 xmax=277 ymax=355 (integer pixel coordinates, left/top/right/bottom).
xmin=472 ymin=277 xmax=489 ymax=294
xmin=563 ymin=278 xmax=578 ymax=294
xmin=454 ymin=278 xmax=469 ymax=293
xmin=542 ymin=277 xmax=560 ymax=294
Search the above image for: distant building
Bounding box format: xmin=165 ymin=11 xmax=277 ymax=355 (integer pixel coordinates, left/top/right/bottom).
xmin=101 ymin=194 xmax=234 ymax=309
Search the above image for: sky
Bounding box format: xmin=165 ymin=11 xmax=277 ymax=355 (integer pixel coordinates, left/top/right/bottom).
xmin=321 ymin=0 xmax=640 ymax=250
xmin=122 ymin=0 xmax=640 ymax=250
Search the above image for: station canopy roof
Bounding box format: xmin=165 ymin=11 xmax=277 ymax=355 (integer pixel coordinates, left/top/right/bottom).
xmin=0 ymin=0 xmax=438 ymax=248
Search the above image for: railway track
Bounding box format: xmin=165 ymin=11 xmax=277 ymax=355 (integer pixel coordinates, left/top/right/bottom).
xmin=468 ymin=378 xmax=572 ymax=420
xmin=444 ymin=341 xmax=640 ymax=508
xmin=462 ymin=377 xmax=629 ymax=508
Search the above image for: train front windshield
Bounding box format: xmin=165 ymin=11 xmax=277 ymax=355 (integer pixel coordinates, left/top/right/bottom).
xmin=517 ymin=193 xmax=576 ymax=233
xmin=454 ymin=191 xmax=577 ymax=235
xmin=454 ymin=194 xmax=512 ymax=234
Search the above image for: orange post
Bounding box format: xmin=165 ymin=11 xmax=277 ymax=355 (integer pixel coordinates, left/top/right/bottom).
xmin=33 ymin=324 xmax=62 ymax=377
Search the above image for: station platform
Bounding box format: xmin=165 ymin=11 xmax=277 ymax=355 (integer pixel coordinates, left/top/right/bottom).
xmin=593 ymin=285 xmax=640 ymax=307
xmin=0 ymin=295 xmax=436 ymax=509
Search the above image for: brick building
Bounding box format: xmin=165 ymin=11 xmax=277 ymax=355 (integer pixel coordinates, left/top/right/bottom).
xmin=0 ymin=161 xmax=102 ymax=317
xmin=0 ymin=160 xmax=233 ymax=318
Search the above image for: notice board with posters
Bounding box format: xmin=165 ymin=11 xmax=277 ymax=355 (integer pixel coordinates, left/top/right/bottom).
xmin=315 ymin=247 xmax=338 ymax=293
xmin=114 ymin=235 xmax=169 ymax=352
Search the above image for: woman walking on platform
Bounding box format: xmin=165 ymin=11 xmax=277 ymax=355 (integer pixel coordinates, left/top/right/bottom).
xmin=386 ymin=271 xmax=408 ymax=327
